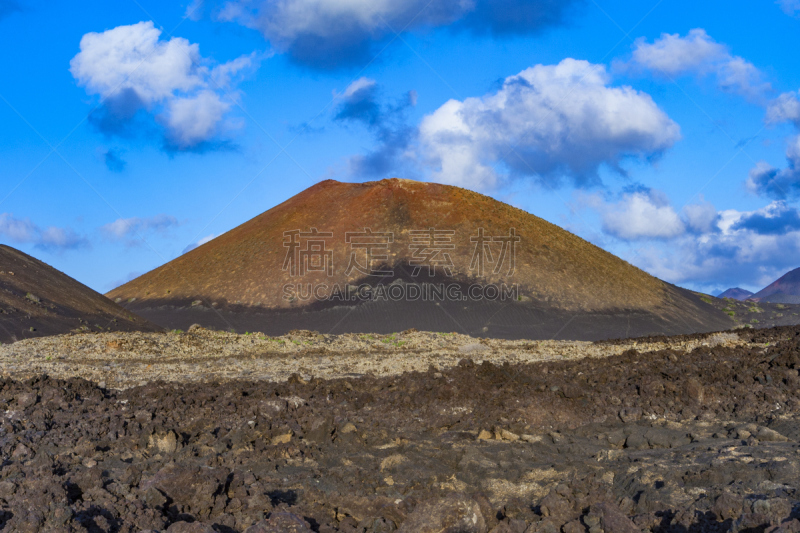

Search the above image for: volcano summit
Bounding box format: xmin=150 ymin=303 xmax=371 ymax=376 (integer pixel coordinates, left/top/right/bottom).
xmin=108 ymin=179 xmax=730 ymax=339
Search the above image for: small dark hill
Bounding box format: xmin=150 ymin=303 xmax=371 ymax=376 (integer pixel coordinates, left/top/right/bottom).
xmin=718 ymin=287 xmax=754 ymax=300
xmin=0 ymin=245 xmax=161 ymax=343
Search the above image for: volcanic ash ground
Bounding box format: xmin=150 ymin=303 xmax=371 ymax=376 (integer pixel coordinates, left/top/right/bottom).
xmin=0 ymin=326 xmax=799 ymax=532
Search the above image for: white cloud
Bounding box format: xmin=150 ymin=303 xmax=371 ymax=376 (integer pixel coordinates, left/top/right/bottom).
xmin=214 ymin=0 xmax=464 ymax=66
xmin=162 ymin=91 xmax=232 ymax=149
xmin=628 ymin=29 xmax=726 ymax=76
xmin=0 ymin=213 xmax=88 ymax=252
xmin=581 ymin=190 xmax=724 ymax=242
xmin=70 ymin=22 xmax=204 ymax=105
xmin=621 ymin=29 xmax=770 ymax=101
xmin=751 ymin=92 xmax=800 ymax=200
xmin=418 ymin=59 xmax=680 ymax=190
xmin=340 ymin=77 xmax=376 ymax=99
xmin=38 ymin=227 xmax=87 ymax=251
xmin=0 ymin=213 xmax=37 ymax=242
xmin=683 ymin=200 xmax=719 ymax=233
xmin=70 ymin=21 xmax=259 ymax=149
xmin=638 ymin=204 xmax=800 ymax=290
xmin=200 ymin=0 xmax=579 ymax=68
xmin=583 ymin=193 xmax=800 ymax=291
xmin=101 ymin=214 xmax=180 ymax=242
xmin=778 ymin=0 xmax=800 ymax=16
xmin=746 ymin=135 xmax=800 ymax=200
xmin=595 ymin=191 xmax=686 ymax=240
xmin=767 ymin=91 xmax=800 ymax=126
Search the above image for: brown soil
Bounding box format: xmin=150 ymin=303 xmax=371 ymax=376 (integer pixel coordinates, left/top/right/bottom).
xmin=1 ymin=326 xmax=800 ymax=532
xmin=0 ymin=246 xmax=161 ymax=344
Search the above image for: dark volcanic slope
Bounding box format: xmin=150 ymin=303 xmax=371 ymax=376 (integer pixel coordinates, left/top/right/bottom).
xmin=718 ymin=287 xmax=754 ymax=300
xmin=752 ymin=267 xmax=800 ymax=302
xmin=108 ymin=178 xmax=732 ymax=339
xmin=0 ymin=245 xmax=160 ymax=343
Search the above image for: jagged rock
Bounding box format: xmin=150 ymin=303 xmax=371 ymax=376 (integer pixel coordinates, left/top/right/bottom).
xmin=244 ymin=513 xmax=314 ymax=532
xmin=397 ymin=493 xmax=486 ymax=533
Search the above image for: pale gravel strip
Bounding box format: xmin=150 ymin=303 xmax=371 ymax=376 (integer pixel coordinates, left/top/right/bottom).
xmin=0 ymin=329 xmax=746 ymax=389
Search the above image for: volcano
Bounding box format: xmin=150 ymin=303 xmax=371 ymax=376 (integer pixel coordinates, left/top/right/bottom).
xmin=718 ymin=287 xmax=753 ymax=301
xmin=108 ymin=179 xmax=731 ymax=340
xmin=0 ymin=245 xmax=160 ymax=343
xmin=751 ymin=267 xmax=800 ymax=304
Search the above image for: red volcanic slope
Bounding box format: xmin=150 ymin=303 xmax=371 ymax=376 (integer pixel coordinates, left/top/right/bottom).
xmin=109 ymin=179 xmax=716 ymax=318
xmin=752 ymin=268 xmax=800 ymax=300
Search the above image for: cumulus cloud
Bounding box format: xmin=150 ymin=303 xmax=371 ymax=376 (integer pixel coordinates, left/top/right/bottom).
xmin=0 ymin=213 xmax=89 ymax=252
xmin=732 ymin=200 xmax=800 ymax=235
xmin=162 ymin=90 xmax=232 ymax=149
xmin=767 ymin=91 xmax=800 ymax=127
xmin=746 ymin=135 xmax=800 ymax=200
xmin=683 ymin=200 xmax=720 ymax=234
xmin=101 ymin=214 xmax=180 ymax=244
xmin=747 ymin=92 xmax=800 ymax=200
xmin=620 ymin=29 xmax=770 ymax=101
xmin=334 ymin=78 xmax=417 ymax=177
xmin=598 ymin=191 xmax=685 ymax=240
xmin=585 ymin=189 xmax=723 ymax=242
xmin=70 ymin=21 xmax=259 ymax=150
xmin=582 ymin=189 xmax=718 ymax=242
xmin=636 ymin=202 xmax=800 ymax=291
xmin=582 ymin=193 xmax=800 ymax=291
xmin=195 ymin=0 xmax=579 ymax=69
xmin=417 ymin=59 xmax=680 ymax=190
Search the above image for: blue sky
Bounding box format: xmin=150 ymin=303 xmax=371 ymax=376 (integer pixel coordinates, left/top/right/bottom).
xmin=1 ymin=0 xmax=800 ymax=295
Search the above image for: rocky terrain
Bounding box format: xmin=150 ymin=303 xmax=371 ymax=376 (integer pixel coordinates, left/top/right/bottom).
xmin=703 ymin=295 xmax=800 ymax=330
xmin=0 ymin=327 xmax=745 ymax=389
xmin=0 ymin=326 xmax=799 ymax=531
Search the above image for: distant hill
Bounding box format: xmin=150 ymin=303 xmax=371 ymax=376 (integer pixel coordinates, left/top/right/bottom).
xmin=751 ymin=267 xmax=800 ymax=303
xmin=0 ymin=245 xmax=161 ymax=343
xmin=718 ymin=287 xmax=754 ymax=300
xmin=108 ymin=178 xmax=732 ymax=340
